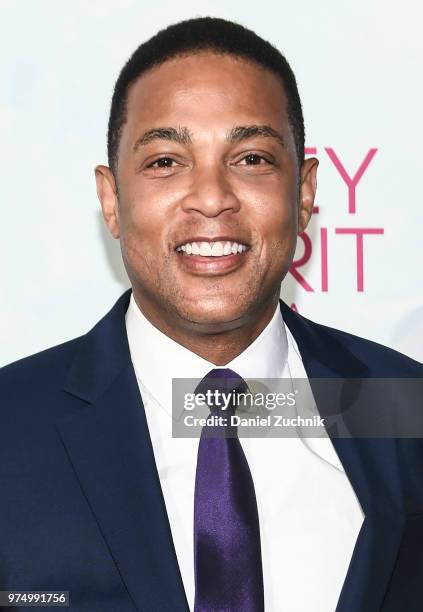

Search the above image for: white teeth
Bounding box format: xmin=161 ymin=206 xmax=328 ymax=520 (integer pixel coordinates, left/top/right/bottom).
xmin=176 ymin=240 xmax=248 ymax=256
xmin=211 ymin=242 xmax=224 ymax=256
xmin=223 ymin=241 xmax=232 ymax=255
xmin=199 ymin=242 xmax=212 ymax=256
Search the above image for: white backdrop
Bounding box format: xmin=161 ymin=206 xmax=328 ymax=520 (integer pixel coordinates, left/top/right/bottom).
xmin=1 ymin=0 xmax=422 ymax=366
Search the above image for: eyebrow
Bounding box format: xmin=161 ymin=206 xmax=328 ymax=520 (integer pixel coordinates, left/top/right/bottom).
xmin=132 ymin=124 xmax=285 ymax=152
xmin=133 ymin=126 xmax=192 ymax=151
xmin=227 ymin=125 xmax=285 ymax=148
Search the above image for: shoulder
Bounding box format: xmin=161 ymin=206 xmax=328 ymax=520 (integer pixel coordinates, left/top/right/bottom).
xmin=317 ymin=319 xmax=422 ymax=376
xmin=0 ymin=336 xmax=94 ymax=488
xmin=283 ymin=303 xmax=423 ymax=377
xmin=317 ymin=319 xmax=421 ymax=374
xmin=0 ymin=336 xmax=85 ymax=421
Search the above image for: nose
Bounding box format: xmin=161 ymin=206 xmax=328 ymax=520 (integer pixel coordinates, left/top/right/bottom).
xmin=180 ymin=163 xmax=241 ymax=217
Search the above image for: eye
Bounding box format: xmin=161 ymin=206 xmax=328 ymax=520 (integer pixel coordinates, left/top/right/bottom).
xmin=146 ymin=156 xmax=178 ymax=169
xmin=237 ymin=153 xmax=272 ymax=166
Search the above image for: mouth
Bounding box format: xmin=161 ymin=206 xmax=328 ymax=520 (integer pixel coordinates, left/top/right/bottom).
xmin=174 ymin=238 xmax=251 ymax=276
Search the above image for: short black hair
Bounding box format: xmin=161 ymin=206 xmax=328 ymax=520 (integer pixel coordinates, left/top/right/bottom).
xmin=107 ymin=16 xmax=305 ymax=176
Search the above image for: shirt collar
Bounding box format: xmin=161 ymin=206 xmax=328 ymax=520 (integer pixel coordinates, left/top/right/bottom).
xmin=125 ymin=293 xmax=288 ymax=416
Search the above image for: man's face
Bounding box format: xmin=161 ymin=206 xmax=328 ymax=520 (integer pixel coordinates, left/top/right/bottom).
xmin=97 ymin=52 xmax=317 ymax=332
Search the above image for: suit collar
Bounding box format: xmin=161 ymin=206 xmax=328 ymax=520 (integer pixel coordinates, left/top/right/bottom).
xmin=63 ymin=289 xmax=133 ymax=403
xmin=279 ymin=300 xmax=370 ymax=378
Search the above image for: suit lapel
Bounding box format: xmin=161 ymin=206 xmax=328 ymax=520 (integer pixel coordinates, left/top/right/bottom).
xmin=57 ymin=289 xmax=189 ymax=612
xmin=279 ymin=300 xmax=406 ymax=612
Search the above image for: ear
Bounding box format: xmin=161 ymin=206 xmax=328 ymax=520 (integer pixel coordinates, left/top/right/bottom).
xmin=298 ymin=157 xmax=319 ymax=234
xmin=95 ymin=165 xmax=120 ymax=238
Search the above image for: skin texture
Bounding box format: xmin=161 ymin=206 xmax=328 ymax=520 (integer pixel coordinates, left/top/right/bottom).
xmin=95 ymin=51 xmax=318 ymax=365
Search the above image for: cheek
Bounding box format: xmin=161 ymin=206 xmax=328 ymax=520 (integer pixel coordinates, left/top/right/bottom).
xmin=118 ymin=178 xmax=180 ymax=239
xmin=117 ymin=202 xmax=158 ymax=275
xmin=120 ymin=229 xmax=151 ymax=279
xmin=119 ymin=192 xmax=166 ymax=248
xmin=254 ymin=193 xmax=298 ymax=243
xmin=254 ymin=198 xmax=298 ymax=270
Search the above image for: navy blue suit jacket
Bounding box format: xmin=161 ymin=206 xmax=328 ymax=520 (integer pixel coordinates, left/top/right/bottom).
xmin=1 ymin=288 xmax=423 ymax=611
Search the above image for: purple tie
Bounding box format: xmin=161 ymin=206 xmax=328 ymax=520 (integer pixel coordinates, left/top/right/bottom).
xmin=193 ymin=368 xmax=265 ymax=612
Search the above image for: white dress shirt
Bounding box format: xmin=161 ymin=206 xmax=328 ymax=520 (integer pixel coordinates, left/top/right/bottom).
xmin=125 ymin=294 xmax=364 ymax=611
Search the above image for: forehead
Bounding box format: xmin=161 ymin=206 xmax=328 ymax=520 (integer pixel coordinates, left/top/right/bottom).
xmin=123 ymin=51 xmax=290 ymax=136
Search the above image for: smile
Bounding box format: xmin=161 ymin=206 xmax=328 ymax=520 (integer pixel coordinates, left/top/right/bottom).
xmin=175 ymin=240 xmax=250 ymax=275
xmin=176 ymin=240 xmax=248 ymax=257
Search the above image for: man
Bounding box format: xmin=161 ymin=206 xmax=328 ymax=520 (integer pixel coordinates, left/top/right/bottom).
xmin=1 ymin=15 xmax=422 ymax=612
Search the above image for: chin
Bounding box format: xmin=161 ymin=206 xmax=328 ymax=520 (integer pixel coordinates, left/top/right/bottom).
xmin=177 ymin=299 xmax=248 ymax=327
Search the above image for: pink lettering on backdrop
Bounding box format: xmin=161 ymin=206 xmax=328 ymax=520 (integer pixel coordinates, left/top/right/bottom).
xmin=335 ymin=228 xmax=384 ymax=291
xmin=288 ymin=146 xmax=384 ymax=310
xmin=320 ymin=228 xmax=328 ymax=292
xmin=325 ymin=147 xmax=378 ymax=214
xmin=289 ymin=232 xmax=314 ymax=292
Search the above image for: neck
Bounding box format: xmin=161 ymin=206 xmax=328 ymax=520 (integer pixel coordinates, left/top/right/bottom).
xmin=130 ymin=289 xmax=280 ymax=366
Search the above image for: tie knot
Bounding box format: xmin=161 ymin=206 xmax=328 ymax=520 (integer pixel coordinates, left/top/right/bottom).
xmin=194 ymin=368 xmax=249 ymax=415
